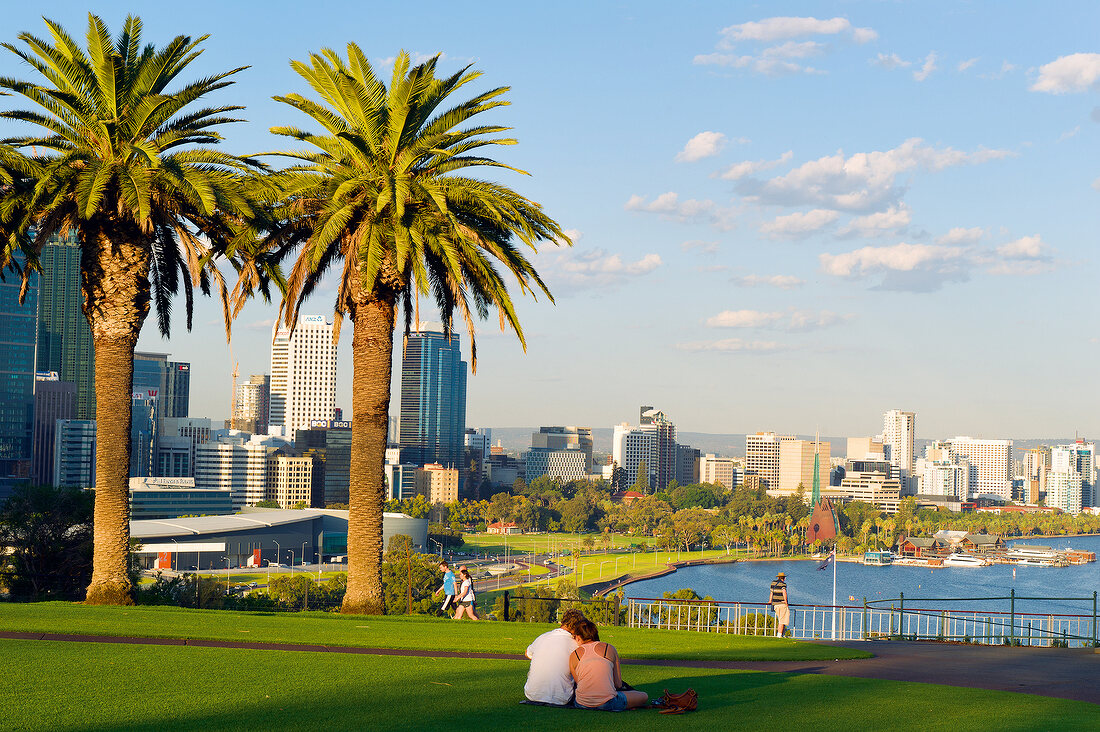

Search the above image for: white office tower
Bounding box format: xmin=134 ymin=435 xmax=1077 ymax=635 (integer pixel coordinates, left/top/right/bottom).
xmin=1047 ymin=446 xmax=1083 ymax=514
xmin=699 ymin=454 xmax=741 ymax=489
xmin=920 ymin=460 xmax=969 ymax=499
xmin=1053 ymin=442 xmax=1095 ymax=508
xmin=269 ymin=316 xmax=337 ymax=434
xmin=195 ymin=439 xmax=275 ymax=509
xmin=613 ymin=423 xmax=655 ymax=490
xmin=945 ymin=436 xmax=1013 ymax=501
xmin=464 ymin=428 xmax=492 ymax=463
xmin=882 ymin=410 xmax=916 ymax=477
xmin=745 ymin=432 xmax=796 ymax=490
xmin=777 ymin=439 xmax=831 ymax=496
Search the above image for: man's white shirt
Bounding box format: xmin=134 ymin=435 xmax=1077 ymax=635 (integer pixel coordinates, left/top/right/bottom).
xmin=524 ymin=627 xmax=577 ymax=704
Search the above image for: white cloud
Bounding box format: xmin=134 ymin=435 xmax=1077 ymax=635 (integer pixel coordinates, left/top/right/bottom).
xmin=717 ymin=150 xmax=793 ymax=180
xmin=736 ymin=138 xmax=1015 ymax=213
xmin=706 ymin=307 xmax=846 ymax=332
xmin=851 ymin=27 xmax=878 ymax=44
xmin=913 ymin=52 xmax=938 ymax=82
xmin=821 ymin=242 xmax=965 ymax=276
xmin=682 ymin=239 xmax=719 ymax=254
xmin=242 ymin=318 xmax=274 ymax=330
xmin=676 ymin=338 xmax=785 ymax=353
xmin=732 ymin=274 xmax=805 ymax=289
xmin=720 ymin=17 xmax=856 ymax=43
xmin=759 ymin=208 xmax=839 ymax=237
xmin=871 ymin=53 xmax=911 ymax=70
xmin=1058 ymin=126 xmax=1081 ymax=142
xmin=762 ymin=41 xmax=824 ymax=59
xmin=692 ymin=53 xmax=823 ymax=76
xmin=625 ymin=192 xmax=736 ymax=230
xmin=1093 ymin=177 xmax=1100 ymax=191
xmin=540 ymin=248 xmax=662 ymax=293
xmin=957 ymin=57 xmax=979 ymax=72
xmin=560 ymin=228 xmax=583 ymax=244
xmin=839 ymin=204 xmax=911 ymax=237
xmin=676 ymin=131 xmax=727 ymax=162
xmin=936 ymin=227 xmax=985 ymax=245
xmin=995 ymin=234 xmax=1048 ymax=259
xmin=1031 ymin=53 xmax=1100 ymax=93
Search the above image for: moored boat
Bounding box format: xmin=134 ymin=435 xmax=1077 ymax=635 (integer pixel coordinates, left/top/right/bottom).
xmin=942 ymin=552 xmax=989 ymax=567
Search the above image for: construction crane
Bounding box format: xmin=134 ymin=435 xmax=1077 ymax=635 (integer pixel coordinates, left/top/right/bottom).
xmin=229 ymin=341 xmax=239 ymax=430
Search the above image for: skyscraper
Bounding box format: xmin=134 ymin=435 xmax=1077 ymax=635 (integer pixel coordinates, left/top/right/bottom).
xmin=398 ymin=330 xmax=467 ymax=468
xmin=778 ymin=439 xmax=831 ymax=495
xmin=31 ymin=372 xmax=76 ymax=485
xmin=944 ymin=436 xmax=1012 ymax=500
xmin=35 ymin=231 xmax=96 ymax=420
xmin=269 ymin=316 xmax=338 ymax=435
xmin=233 ymin=374 xmax=270 ymax=433
xmin=0 ymin=263 xmax=38 ymax=496
xmin=133 ymin=352 xmax=190 ymax=418
xmin=53 ymin=419 xmax=96 ymax=489
xmin=745 ymin=432 xmax=796 ymax=490
xmin=881 ymin=409 xmax=916 ymax=477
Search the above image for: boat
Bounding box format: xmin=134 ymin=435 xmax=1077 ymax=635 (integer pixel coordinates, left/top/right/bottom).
xmin=863 ymin=550 xmax=893 ymax=566
xmin=942 ymin=553 xmax=989 ymax=567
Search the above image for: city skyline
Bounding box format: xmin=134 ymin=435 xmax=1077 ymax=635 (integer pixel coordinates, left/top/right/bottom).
xmin=4 ymin=2 xmax=1098 ymax=437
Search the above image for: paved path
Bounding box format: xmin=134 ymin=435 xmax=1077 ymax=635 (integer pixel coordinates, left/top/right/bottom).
xmin=2 ymin=632 xmax=1096 ymax=705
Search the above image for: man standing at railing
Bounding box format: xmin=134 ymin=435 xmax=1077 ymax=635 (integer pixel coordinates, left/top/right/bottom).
xmin=770 ymin=572 xmax=789 ymax=638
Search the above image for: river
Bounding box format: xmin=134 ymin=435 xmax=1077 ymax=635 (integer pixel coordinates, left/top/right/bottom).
xmin=623 ymin=535 xmax=1100 ymax=617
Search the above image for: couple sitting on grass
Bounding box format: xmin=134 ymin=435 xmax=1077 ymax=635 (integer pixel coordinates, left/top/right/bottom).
xmin=524 ymin=608 xmax=649 ymax=712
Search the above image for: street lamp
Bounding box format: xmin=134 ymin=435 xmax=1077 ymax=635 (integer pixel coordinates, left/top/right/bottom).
xmin=171 ymin=538 xmax=179 ymax=573
xmin=301 ymin=542 xmax=308 ymax=570
xmin=288 ymin=550 xmax=294 ymax=574
xmin=273 ymin=540 xmax=281 ymax=575
xmin=223 ymin=556 xmax=230 ymax=592
xmin=430 ymin=539 xmax=443 ymax=558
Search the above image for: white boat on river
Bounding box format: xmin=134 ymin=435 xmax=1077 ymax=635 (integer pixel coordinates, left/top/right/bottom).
xmin=942 ymin=553 xmax=990 ymax=567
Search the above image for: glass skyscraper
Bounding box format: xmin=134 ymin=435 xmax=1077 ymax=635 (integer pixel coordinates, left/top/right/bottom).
xmin=0 ymin=265 xmax=38 ymax=496
xmin=35 ymin=231 xmax=96 ymax=420
xmin=133 ymin=352 xmax=190 ymax=418
xmin=398 ymin=330 xmax=467 ymax=469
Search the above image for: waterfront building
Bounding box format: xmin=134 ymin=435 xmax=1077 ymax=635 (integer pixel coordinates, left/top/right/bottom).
xmin=295 ymin=420 xmax=352 ymax=506
xmin=0 ymin=263 xmax=37 ymax=497
xmin=881 ymin=409 xmax=916 ymax=477
xmin=1044 ymin=467 xmax=1083 ymax=514
xmin=836 ymin=469 xmax=902 ymax=513
xmin=398 ymin=329 xmax=467 ymax=469
xmin=269 ymin=316 xmax=338 ymax=435
xmin=31 ymin=373 xmax=76 ymax=485
xmin=777 ymin=439 xmax=831 ymax=496
xmin=699 ymin=454 xmax=742 ymax=489
xmin=233 ymin=374 xmax=270 ymax=434
xmin=35 ymin=231 xmax=95 ymax=420
xmin=1052 ymin=441 xmax=1095 ymax=508
xmin=745 ymin=432 xmax=796 ymax=490
xmin=53 ymin=419 xmax=96 ymax=489
xmin=133 ymin=352 xmax=190 ymax=418
xmin=416 ymin=462 xmax=459 ymax=504
xmin=128 ymin=476 xmax=232 ymax=519
xmin=525 ymin=446 xmax=588 ymax=483
xmin=945 ymin=436 xmax=1013 ymax=501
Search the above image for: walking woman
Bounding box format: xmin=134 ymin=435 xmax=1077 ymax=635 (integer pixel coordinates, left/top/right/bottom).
xmin=568 ymin=619 xmax=648 ymax=711
xmin=454 ymin=568 xmax=478 ymax=620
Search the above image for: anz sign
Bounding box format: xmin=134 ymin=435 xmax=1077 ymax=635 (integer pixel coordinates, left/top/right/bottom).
xmin=302 ymin=315 xmax=326 ymax=324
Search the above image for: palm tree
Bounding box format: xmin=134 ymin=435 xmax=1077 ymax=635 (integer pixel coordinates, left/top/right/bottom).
xmin=264 ymin=48 xmax=566 ymax=614
xmin=0 ymin=15 xmax=267 ymax=604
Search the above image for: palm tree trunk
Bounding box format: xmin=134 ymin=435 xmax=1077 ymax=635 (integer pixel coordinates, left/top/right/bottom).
xmin=84 ymin=333 xmax=138 ymax=605
xmin=342 ymin=294 xmax=396 ymax=614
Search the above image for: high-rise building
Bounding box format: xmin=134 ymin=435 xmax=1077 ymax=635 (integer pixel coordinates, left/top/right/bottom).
xmin=1052 ymin=441 xmax=1095 ymax=508
xmin=155 ymin=417 xmax=212 ymax=478
xmin=0 ymin=266 xmax=38 ymax=496
xmin=194 ymin=439 xmax=275 ymax=510
xmin=699 ymin=454 xmax=741 ymax=489
xmin=944 ymin=436 xmax=1013 ymax=501
xmin=613 ymin=423 xmax=653 ymax=490
xmin=266 ymin=452 xmax=314 ymax=508
xmin=269 ymin=316 xmax=337 ymax=435
xmin=295 ymin=420 xmax=352 ymax=506
xmin=881 ymin=409 xmax=916 ymax=477
xmin=675 ymin=444 xmax=700 ymax=486
xmin=745 ymin=432 xmax=796 ymax=489
xmin=31 ymin=373 xmax=76 ymax=485
xmin=35 ymin=231 xmax=96 ymax=420
xmin=778 ymin=439 xmax=831 ymax=495
xmin=384 ymin=450 xmax=419 ymax=501
xmin=847 ymin=436 xmax=885 ymax=460
xmin=233 ymin=374 xmax=270 ymax=434
xmin=398 ymin=330 xmax=467 ymax=468
xmin=129 ymin=394 xmax=159 ymax=478
xmin=53 ymin=419 xmax=96 ymax=489
xmin=640 ymin=408 xmax=677 ymax=492
xmin=416 ymin=462 xmax=459 ymax=504
xmin=133 ymin=352 xmax=190 ymax=418
xmin=525 ymin=446 xmax=588 ymax=483
xmin=530 ymin=426 xmax=594 ymax=473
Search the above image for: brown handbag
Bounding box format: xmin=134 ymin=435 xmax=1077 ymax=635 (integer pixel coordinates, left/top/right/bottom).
xmin=656 ymin=688 xmax=698 ymax=714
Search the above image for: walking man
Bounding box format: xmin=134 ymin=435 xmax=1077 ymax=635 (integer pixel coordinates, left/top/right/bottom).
xmin=435 ymin=561 xmax=456 ymax=613
xmin=770 ymin=572 xmax=789 ymax=638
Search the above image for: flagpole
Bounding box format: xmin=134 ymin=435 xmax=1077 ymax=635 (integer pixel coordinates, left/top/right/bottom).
xmin=832 ymin=546 xmax=837 ymax=640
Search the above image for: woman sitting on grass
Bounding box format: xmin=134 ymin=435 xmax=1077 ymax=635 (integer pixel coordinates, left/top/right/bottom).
xmin=568 ymin=619 xmax=648 ymax=711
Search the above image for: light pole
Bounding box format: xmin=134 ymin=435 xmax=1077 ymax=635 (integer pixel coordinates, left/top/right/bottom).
xmin=301 ymin=541 xmax=308 ymax=571
xmin=224 ymin=556 xmax=230 ymax=592
xmin=273 ymin=540 xmax=281 ymax=575
xmin=430 ymin=539 xmax=443 ymax=558
xmin=288 ymin=550 xmax=294 ymax=574
xmin=171 ymin=539 xmax=179 ymax=573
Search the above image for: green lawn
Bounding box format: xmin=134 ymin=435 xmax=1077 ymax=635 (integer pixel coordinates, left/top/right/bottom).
xmin=3 ymin=638 xmax=1096 ymax=731
xmin=0 ymin=603 xmax=866 ymax=661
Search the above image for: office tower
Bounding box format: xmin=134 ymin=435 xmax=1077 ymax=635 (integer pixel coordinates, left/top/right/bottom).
xmin=640 ymin=408 xmax=677 ymax=492
xmin=133 ymin=352 xmax=190 ymax=419
xmin=295 ymin=420 xmax=352 ymax=506
xmin=944 ymin=436 xmax=1013 ymax=500
xmin=195 ymin=439 xmax=275 ymax=510
xmin=613 ymin=423 xmax=654 ymax=490
xmin=35 ymin=231 xmax=96 ymax=420
xmin=778 ymin=439 xmax=831 ymax=495
xmin=53 ymin=419 xmax=96 ymax=488
xmin=699 ymin=454 xmax=741 ymax=489
xmin=745 ymin=432 xmax=796 ymax=490
xmin=882 ymin=409 xmax=916 ymax=476
xmin=531 ymin=426 xmax=594 ymax=472
xmin=1052 ymin=441 xmax=1095 ymax=508
xmin=233 ymin=374 xmax=270 ymax=433
xmin=464 ymin=428 xmax=492 ymax=463
xmin=128 ymin=476 xmax=233 ymax=519
xmin=847 ymin=436 xmax=885 ymax=460
xmin=416 ymin=463 xmax=459 ymax=504
xmin=129 ymin=394 xmax=159 ymax=478
xmin=269 ymin=316 xmax=338 ymax=435
xmin=1022 ymin=447 xmax=1051 ymax=502
xmin=156 ymin=417 xmax=212 ymax=478
xmin=525 ymin=445 xmax=588 ymax=483
xmin=398 ymin=330 xmax=467 ymax=468
xmin=920 ymin=460 xmax=968 ymax=499
xmin=31 ymin=373 xmax=76 ymax=485
xmin=0 ymin=265 xmax=38 ymax=495
xmin=837 ymin=467 xmax=902 ymax=513
xmin=266 ymin=452 xmax=314 ymax=508
xmin=385 ymin=459 xmax=419 ymax=501
xmin=675 ymin=444 xmax=700 ymax=486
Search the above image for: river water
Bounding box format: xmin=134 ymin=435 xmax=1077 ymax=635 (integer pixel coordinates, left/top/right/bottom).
xmin=623 ymin=535 xmax=1100 ymax=617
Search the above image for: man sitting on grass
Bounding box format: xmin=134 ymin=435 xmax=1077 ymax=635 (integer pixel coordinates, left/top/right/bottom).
xmin=524 ymin=608 xmax=587 ymax=705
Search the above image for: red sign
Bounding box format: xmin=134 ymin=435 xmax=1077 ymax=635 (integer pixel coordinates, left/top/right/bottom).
xmin=147 ymin=390 xmax=158 ymax=398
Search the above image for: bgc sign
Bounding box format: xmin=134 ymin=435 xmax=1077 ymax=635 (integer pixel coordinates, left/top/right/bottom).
xmin=309 ymin=419 xmax=351 ymax=429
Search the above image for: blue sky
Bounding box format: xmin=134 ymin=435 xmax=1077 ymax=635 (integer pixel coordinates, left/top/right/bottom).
xmin=3 ymin=2 xmax=1098 ymax=439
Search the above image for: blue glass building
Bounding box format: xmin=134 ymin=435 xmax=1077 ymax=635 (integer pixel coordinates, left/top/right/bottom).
xmin=0 ymin=266 xmax=38 ymax=498
xmin=398 ymin=331 xmax=467 ymax=469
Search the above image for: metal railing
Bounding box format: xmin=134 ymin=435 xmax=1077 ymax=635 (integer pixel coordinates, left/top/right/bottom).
xmin=627 ymin=590 xmax=1100 ymax=648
